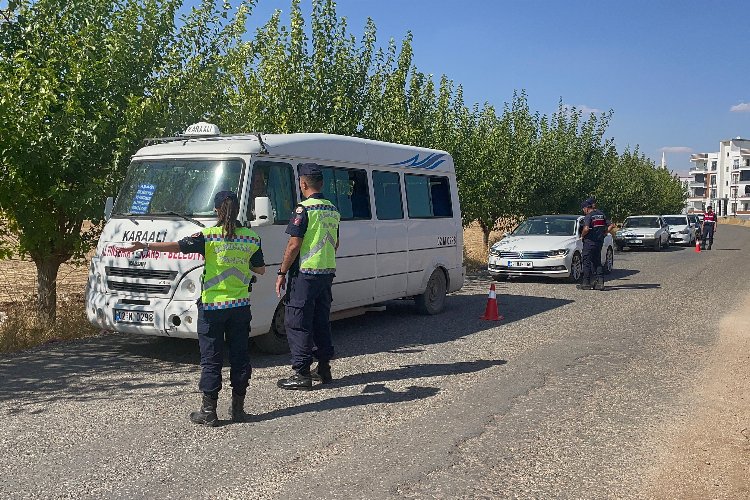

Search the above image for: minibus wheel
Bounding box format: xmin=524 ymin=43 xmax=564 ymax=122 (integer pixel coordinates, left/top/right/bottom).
xmin=415 ymin=269 xmax=447 ymax=315
xmin=254 ymin=303 xmax=290 ymax=354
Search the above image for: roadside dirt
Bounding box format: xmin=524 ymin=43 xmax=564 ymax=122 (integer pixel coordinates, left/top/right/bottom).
xmin=645 ymin=294 xmax=750 ymax=498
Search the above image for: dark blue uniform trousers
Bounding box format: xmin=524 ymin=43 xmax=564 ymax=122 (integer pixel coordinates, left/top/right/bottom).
xmin=197 ymin=304 xmax=252 ymax=398
xmin=581 ymin=240 xmax=604 ymax=284
xmin=702 ymin=225 xmax=715 ymax=247
xmin=284 ymin=273 xmax=335 ymax=374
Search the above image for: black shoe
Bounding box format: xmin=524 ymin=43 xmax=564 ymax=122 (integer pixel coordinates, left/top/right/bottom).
xmin=311 ymin=363 xmax=333 ymax=384
xmin=707 ymin=245 xmax=712 ymax=250
xmin=576 ymin=282 xmax=593 ymax=290
xmin=230 ymin=394 xmax=249 ymax=423
xmin=593 ymin=279 xmax=605 ymax=291
xmin=190 ymin=394 xmax=219 ymax=427
xmin=277 ymin=373 xmax=313 ymax=391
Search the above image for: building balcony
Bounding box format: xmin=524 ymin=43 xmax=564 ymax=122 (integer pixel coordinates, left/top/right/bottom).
xmin=689 ymin=181 xmax=705 ymax=188
xmin=689 ymin=166 xmax=707 ymax=174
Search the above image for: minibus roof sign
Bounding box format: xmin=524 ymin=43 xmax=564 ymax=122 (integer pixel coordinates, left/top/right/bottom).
xmin=184 ymin=122 xmax=221 ymax=136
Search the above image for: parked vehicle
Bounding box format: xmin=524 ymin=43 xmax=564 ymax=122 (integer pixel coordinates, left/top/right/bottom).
xmin=615 ymin=215 xmax=670 ymax=251
xmin=487 ymin=215 xmax=614 ymax=282
xmin=86 ymin=122 xmax=465 ymax=353
xmin=663 ymin=214 xmax=695 ymax=245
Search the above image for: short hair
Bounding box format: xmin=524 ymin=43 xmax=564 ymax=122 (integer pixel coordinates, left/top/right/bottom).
xmin=300 ymin=174 xmax=324 ymax=190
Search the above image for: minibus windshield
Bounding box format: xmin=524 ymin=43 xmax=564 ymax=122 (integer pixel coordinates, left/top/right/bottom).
xmin=113 ymin=159 xmax=243 ymax=216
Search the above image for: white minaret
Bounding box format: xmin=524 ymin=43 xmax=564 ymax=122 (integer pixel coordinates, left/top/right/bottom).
xmin=661 ymin=151 xmax=666 ymax=169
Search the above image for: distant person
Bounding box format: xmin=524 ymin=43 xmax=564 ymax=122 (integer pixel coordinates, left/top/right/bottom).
xmin=121 ymin=191 xmax=265 ymax=426
xmin=275 ymin=163 xmax=341 ymax=390
xmin=578 ymin=197 xmax=615 ymax=290
xmin=702 ymin=205 xmax=717 ymax=250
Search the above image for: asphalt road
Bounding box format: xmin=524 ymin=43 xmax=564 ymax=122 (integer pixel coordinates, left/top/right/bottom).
xmin=1 ymin=226 xmax=748 ymax=499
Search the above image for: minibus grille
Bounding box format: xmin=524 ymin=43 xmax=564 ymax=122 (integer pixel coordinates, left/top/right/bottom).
xmin=106 ymin=267 xmax=178 ymax=280
xmin=107 ymin=281 xmax=172 ymax=295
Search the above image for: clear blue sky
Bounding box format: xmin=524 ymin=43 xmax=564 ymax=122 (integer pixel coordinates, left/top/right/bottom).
xmin=217 ymin=1 xmax=750 ymax=174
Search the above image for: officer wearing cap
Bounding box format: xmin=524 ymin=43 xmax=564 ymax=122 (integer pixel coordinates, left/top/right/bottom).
xmin=578 ymin=197 xmax=614 ymax=290
xmin=701 ymin=204 xmax=717 ymax=250
xmin=275 ymin=163 xmax=341 ymax=390
xmin=121 ymin=191 xmax=265 ymax=426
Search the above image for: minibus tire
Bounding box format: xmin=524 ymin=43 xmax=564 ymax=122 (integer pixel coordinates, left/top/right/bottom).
xmin=415 ymin=269 xmax=447 ymax=315
xmin=253 ymin=303 xmax=290 ymax=354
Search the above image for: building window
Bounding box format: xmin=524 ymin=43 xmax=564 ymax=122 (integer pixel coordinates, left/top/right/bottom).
xmin=746 ymin=159 xmax=750 ymax=167
xmin=734 ymin=159 xmax=740 ymax=168
xmin=711 ymin=161 xmax=717 ymax=170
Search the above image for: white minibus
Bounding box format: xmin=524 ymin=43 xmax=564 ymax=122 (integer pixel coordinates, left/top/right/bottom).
xmin=85 ymin=123 xmax=465 ymax=353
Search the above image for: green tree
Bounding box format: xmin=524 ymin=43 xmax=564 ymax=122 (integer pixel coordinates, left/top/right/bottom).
xmin=0 ymin=0 xmax=251 ymax=323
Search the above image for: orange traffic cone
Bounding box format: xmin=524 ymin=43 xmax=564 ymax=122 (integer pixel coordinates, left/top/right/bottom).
xmin=480 ymin=283 xmax=503 ymax=321
xmin=695 ymin=239 xmax=701 ymax=253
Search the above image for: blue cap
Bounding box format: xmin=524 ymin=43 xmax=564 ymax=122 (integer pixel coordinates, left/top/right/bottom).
xmin=581 ymin=198 xmax=594 ymax=209
xmin=214 ymin=190 xmax=238 ymax=208
xmin=298 ymin=162 xmax=322 ymax=177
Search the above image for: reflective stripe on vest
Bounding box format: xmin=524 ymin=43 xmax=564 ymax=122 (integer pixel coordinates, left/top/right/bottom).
xmin=201 ymin=226 xmax=260 ymax=310
xmin=299 ymin=198 xmax=340 ymax=274
xmin=704 ymin=213 xmax=716 ymax=224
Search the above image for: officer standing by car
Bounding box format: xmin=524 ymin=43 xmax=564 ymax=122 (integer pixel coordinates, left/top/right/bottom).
xmin=275 ymin=163 xmax=341 ymax=390
xmin=578 ymin=197 xmax=614 ymax=290
xmin=121 ymin=191 xmax=266 ymax=426
xmin=702 ymin=204 xmax=717 ymax=250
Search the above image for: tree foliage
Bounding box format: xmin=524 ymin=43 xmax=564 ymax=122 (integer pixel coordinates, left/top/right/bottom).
xmin=0 ymin=0 xmax=686 ymax=325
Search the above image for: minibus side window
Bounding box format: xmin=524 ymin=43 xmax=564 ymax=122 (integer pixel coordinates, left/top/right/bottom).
xmin=303 ymin=165 xmax=371 ymax=221
xmin=430 ymin=176 xmax=453 ymax=217
xmin=248 ymin=161 xmax=296 ymax=224
xmin=372 ymin=171 xmax=404 ymax=220
xmin=404 ymin=174 xmax=453 ymax=218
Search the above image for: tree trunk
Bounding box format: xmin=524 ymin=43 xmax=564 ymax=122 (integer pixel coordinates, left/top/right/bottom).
xmin=479 ymin=220 xmax=491 ymax=250
xmin=34 ymin=258 xmax=62 ymax=325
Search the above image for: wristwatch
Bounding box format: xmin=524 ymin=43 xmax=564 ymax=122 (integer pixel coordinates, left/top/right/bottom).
xmin=144 ymin=243 xmax=150 ymax=251
xmin=277 ymin=270 xmax=286 ymax=276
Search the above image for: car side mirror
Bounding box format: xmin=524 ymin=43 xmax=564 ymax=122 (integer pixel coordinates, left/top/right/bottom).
xmin=104 ymin=197 xmax=114 ymax=221
xmin=251 ymin=197 xmax=275 ymax=227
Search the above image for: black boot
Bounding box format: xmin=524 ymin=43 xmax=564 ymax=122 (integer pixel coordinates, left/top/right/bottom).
xmin=190 ymin=394 xmax=218 ymax=427
xmin=230 ymin=394 xmax=248 ymax=423
xmin=277 ymin=372 xmax=313 ymax=391
xmin=311 ymin=362 xmax=333 ymax=384
xmin=576 ymin=281 xmax=593 ymax=290
xmin=593 ymin=278 xmax=605 ymax=290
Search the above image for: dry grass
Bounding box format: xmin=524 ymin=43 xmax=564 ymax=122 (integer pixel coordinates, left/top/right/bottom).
xmin=462 ymin=221 xmax=518 ymax=272
xmin=0 ymin=259 xmax=96 ymax=353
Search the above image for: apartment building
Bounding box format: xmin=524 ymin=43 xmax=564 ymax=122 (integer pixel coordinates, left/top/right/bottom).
xmin=688 ymin=137 xmax=750 ymax=217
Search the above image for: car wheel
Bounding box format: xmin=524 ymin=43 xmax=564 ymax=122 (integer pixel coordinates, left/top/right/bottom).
xmin=415 ymin=268 xmax=447 ymax=315
xmin=253 ymin=303 xmax=289 ymax=354
xmin=604 ymin=246 xmax=613 ymax=274
xmin=568 ymin=252 xmax=582 ymax=282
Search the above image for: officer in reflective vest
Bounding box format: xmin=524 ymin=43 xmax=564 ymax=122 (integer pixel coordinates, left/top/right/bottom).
xmin=578 ymin=197 xmax=614 ymax=290
xmin=275 ymin=163 xmax=340 ymax=390
xmin=701 ymin=205 xmax=717 ymax=250
xmin=121 ymin=191 xmax=265 ymax=426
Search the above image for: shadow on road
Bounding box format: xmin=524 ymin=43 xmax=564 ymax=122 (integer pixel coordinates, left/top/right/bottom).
xmin=0 ymin=293 xmax=563 ymax=405
xmin=252 ymin=384 xmax=440 ymax=422
xmin=604 ymin=284 xmax=661 ymax=291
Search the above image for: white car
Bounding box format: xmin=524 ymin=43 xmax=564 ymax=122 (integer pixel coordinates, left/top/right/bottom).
xmin=663 ymin=214 xmax=695 ymax=245
xmin=487 ymin=215 xmax=614 ymax=282
xmin=615 ymin=215 xmax=670 ymax=251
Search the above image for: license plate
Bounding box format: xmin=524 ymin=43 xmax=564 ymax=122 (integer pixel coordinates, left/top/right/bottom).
xmin=114 ymin=309 xmax=154 ymax=324
xmin=628 ymin=239 xmax=642 ymax=244
xmin=508 ymin=260 xmax=533 ymax=268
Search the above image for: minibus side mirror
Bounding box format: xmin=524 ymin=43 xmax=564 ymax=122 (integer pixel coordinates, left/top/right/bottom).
xmin=104 ymin=197 xmax=114 ymax=221
xmin=252 ymin=197 xmax=275 ymax=227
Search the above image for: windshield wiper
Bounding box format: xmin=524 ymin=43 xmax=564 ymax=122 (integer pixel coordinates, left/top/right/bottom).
xmin=151 ymin=211 xmax=206 ymax=227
